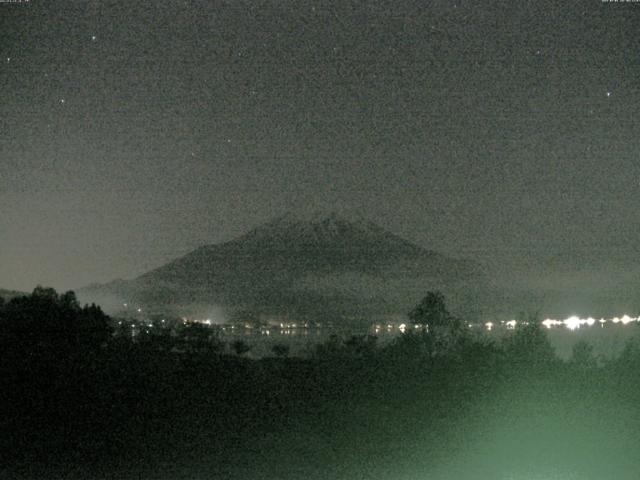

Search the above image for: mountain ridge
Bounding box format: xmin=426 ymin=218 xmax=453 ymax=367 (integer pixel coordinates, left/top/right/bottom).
xmin=0 ymin=288 xmax=26 ymax=301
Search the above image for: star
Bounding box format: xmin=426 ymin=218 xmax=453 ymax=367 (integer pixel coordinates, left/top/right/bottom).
xmin=60 ymin=98 xmax=66 ymax=104
xmin=606 ymin=91 xmax=612 ymax=97
xmin=91 ymin=35 xmax=97 ymax=41
xmin=6 ymin=57 xmax=10 ymax=63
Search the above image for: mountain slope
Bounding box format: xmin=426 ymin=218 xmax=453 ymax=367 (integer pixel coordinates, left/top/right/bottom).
xmin=0 ymin=288 xmax=25 ymax=301
xmin=81 ymin=213 xmax=488 ymax=320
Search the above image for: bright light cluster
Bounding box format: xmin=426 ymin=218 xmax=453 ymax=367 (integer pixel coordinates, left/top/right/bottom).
xmin=484 ymin=315 xmax=640 ymax=332
xmin=539 ymin=315 xmax=639 ymax=330
xmin=505 ymin=320 xmax=517 ymax=330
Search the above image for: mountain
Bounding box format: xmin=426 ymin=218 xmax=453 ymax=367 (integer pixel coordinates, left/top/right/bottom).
xmin=80 ymin=212 xmax=489 ymax=322
xmin=0 ymin=288 xmax=25 ymax=301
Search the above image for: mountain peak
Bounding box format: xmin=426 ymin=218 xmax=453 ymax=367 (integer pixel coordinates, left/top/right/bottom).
xmin=267 ymin=210 xmax=373 ymax=230
xmin=236 ymin=210 xmax=403 ymax=249
xmin=276 ymin=210 xmax=363 ymax=223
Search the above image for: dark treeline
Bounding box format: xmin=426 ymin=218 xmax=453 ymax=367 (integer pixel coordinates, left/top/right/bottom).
xmin=2 ymin=288 xmax=640 ymax=479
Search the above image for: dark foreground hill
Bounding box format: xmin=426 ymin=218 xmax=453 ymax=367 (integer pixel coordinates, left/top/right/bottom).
xmin=80 ymin=212 xmax=488 ymax=321
xmin=4 ymin=292 xmax=640 ymax=480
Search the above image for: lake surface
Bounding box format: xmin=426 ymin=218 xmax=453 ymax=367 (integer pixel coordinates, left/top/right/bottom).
xmin=214 ymin=318 xmax=640 ymax=360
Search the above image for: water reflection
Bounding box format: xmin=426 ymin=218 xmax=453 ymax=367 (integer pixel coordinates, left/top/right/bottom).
xmin=179 ymin=314 xmax=640 ymax=339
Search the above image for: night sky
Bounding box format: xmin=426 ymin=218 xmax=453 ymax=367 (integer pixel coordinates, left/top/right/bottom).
xmin=2 ymin=0 xmax=640 ymax=297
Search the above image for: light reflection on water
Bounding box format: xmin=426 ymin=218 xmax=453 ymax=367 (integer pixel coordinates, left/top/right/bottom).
xmin=211 ymin=315 xmax=640 ymax=359
xmin=215 ymin=314 xmax=640 ymax=339
xmin=124 ymin=311 xmax=640 ymax=359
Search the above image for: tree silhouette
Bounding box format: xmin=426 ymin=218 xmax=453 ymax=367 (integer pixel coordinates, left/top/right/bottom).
xmin=76 ymin=303 xmax=113 ymax=351
xmin=177 ymin=322 xmax=223 ymax=354
xmin=271 ymin=343 xmax=290 ymax=358
xmin=231 ymin=339 xmax=251 ymax=356
xmin=504 ymin=317 xmax=555 ymax=370
xmin=0 ymin=287 xmax=111 ymax=361
xmin=570 ymin=340 xmax=597 ymax=369
xmin=343 ymin=335 xmax=378 ymax=357
xmin=408 ymin=291 xmax=459 ymax=330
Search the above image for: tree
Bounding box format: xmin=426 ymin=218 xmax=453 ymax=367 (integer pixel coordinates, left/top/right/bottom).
xmin=0 ymin=284 xmax=112 ymax=420
xmin=231 ymin=339 xmax=251 ymax=356
xmin=0 ymin=287 xmax=111 ymax=360
xmin=230 ymin=308 xmax=264 ymax=329
xmin=60 ymin=290 xmax=81 ymax=311
xmin=177 ymin=322 xmax=223 ymax=354
xmin=343 ymin=335 xmax=378 ymax=357
xmin=76 ymin=303 xmax=112 ymax=351
xmin=504 ymin=317 xmax=555 ymax=370
xmin=271 ymin=343 xmax=290 ymax=358
xmin=408 ymin=291 xmax=459 ymax=330
xmin=404 ymin=292 xmax=468 ymax=360
xmin=570 ymin=340 xmax=597 ymax=369
xmin=314 ymin=334 xmax=344 ymax=359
